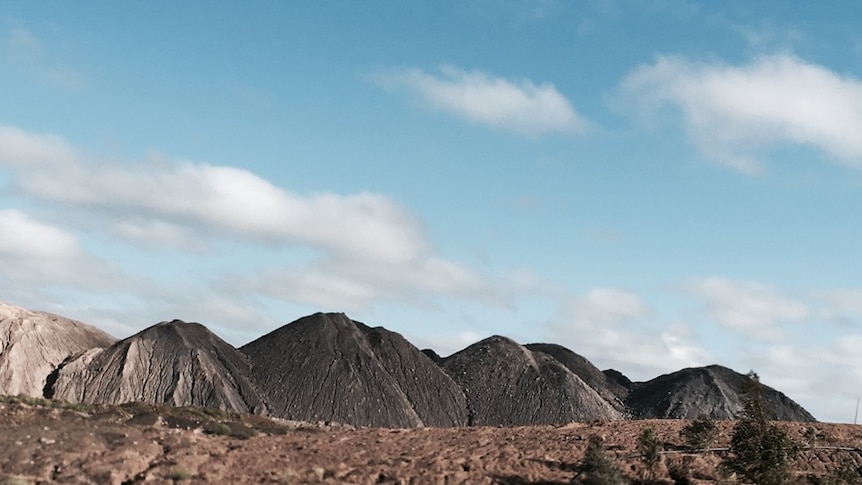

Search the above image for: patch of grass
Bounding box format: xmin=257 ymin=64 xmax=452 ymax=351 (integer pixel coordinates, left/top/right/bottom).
xmin=203 ymin=422 xmax=232 ymax=436
xmin=169 ymin=467 xmax=193 ymax=481
xmin=0 ymin=476 xmax=32 ymax=485
xmin=0 ymin=394 xmax=92 ymax=413
xmin=178 ymin=405 xmax=231 ymax=420
xmin=681 ymin=414 xmax=718 ymax=450
xmin=202 ymin=421 xmax=258 ymax=439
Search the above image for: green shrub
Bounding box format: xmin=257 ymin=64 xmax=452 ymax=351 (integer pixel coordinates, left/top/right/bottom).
xmin=203 ymin=422 xmax=232 ymax=436
xmin=721 ymin=372 xmax=798 ymax=485
xmin=575 ymin=434 xmax=625 ymax=485
xmin=638 ymin=427 xmax=662 ymax=480
xmin=681 ymin=414 xmax=718 ymax=450
xmin=802 ymin=425 xmax=818 ymax=449
xmin=170 ymin=467 xmax=192 ymax=481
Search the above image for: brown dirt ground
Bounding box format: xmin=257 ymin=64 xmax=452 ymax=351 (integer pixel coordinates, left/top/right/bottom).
xmin=1 ymin=398 xmax=862 ymax=484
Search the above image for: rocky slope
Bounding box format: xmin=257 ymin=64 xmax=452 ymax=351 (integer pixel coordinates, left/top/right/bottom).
xmin=441 ymin=336 xmax=621 ymax=426
xmin=240 ymin=312 xmax=467 ymax=427
xmin=50 ymin=320 xmax=268 ymax=414
xmin=622 ymin=364 xmax=816 ymax=421
xmin=526 ymin=343 xmax=628 ymax=412
xmin=0 ymin=302 xmax=115 ymax=397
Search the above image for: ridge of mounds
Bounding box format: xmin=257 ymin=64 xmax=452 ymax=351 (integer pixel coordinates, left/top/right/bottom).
xmin=0 ymin=301 xmax=817 ymax=427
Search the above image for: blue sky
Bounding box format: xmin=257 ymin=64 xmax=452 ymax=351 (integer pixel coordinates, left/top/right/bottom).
xmin=2 ymin=1 xmax=862 ymax=423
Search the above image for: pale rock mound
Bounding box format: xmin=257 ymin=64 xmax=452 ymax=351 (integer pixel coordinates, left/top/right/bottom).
xmin=0 ymin=301 xmax=115 ymax=397
xmin=51 ymin=319 xmax=268 ymax=414
xmin=241 ymin=312 xmax=468 ymax=428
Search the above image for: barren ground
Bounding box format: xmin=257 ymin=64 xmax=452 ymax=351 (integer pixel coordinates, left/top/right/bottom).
xmin=1 ymin=397 xmax=861 ymax=484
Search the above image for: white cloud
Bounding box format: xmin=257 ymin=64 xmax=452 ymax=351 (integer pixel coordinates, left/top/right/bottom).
xmin=815 ymin=289 xmax=862 ymax=318
xmin=0 ymin=124 xmax=500 ymax=314
xmin=750 ymin=338 xmax=862 ymax=423
xmin=0 ymin=209 xmax=119 ymax=289
xmin=374 ymin=65 xmax=588 ymax=136
xmin=411 ymin=330 xmax=485 ymax=358
xmin=247 ymin=254 xmax=486 ymax=312
xmin=0 ymin=125 xmax=77 ymax=168
xmin=620 ymin=54 xmax=862 ymax=173
xmin=0 ymin=209 xmax=79 ymax=260
xmin=566 ymin=287 xmax=652 ymax=325
xmin=113 ymin=220 xmax=203 ymax=251
xmin=0 ymin=125 xmax=427 ymax=265
xmin=687 ymin=277 xmax=809 ymax=340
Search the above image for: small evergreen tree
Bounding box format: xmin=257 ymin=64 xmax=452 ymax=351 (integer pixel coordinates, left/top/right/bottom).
xmin=681 ymin=414 xmax=718 ymax=450
xmin=722 ymin=372 xmax=798 ymax=485
xmin=638 ymin=427 xmax=662 ymax=481
xmin=575 ymin=434 xmax=625 ymax=485
xmin=803 ymin=425 xmax=818 ymax=449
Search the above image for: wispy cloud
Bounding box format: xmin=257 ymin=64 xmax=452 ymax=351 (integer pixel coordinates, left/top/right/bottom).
xmin=686 ymin=277 xmax=809 ymax=340
xmin=619 ymin=54 xmax=862 ymax=174
xmin=566 ymin=287 xmax=652 ymax=326
xmin=3 ymin=25 xmax=86 ymax=90
xmin=546 ymin=287 xmax=710 ymax=377
xmin=813 ymin=288 xmax=862 ymax=323
xmin=374 ymin=65 xmax=588 ymax=136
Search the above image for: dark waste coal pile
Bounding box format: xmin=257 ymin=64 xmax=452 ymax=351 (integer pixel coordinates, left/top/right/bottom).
xmin=0 ymin=301 xmax=817 ymax=427
xmin=241 ymin=312 xmax=468 ymax=428
xmin=440 ymin=335 xmax=621 ymax=426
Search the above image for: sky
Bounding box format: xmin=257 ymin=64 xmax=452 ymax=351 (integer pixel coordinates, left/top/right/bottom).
xmin=1 ymin=1 xmax=861 ymax=423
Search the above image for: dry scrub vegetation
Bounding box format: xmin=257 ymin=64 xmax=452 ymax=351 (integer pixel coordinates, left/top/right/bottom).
xmin=0 ymin=392 xmax=861 ymax=484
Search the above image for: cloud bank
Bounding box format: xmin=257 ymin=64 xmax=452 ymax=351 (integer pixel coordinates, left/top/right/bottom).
xmin=0 ymin=124 xmax=486 ymax=311
xmin=548 ymin=287 xmax=710 ymax=377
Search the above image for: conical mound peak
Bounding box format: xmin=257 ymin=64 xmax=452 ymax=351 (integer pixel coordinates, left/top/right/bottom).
xmin=441 ymin=336 xmax=620 ymax=426
xmin=241 ymin=313 xmax=467 ymax=428
xmin=51 ymin=319 xmax=267 ymax=414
